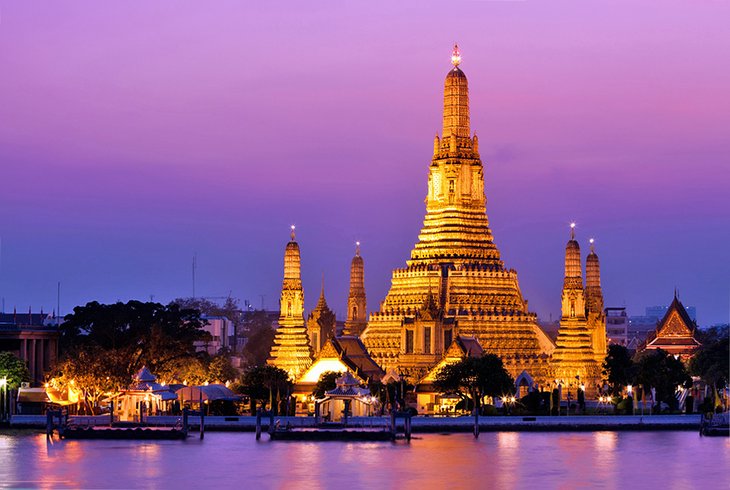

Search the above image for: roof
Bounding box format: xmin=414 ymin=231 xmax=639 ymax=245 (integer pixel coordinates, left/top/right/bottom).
xmin=175 ymin=384 xmax=241 ymax=402
xmin=332 ymin=336 xmax=385 ymax=382
xmin=0 ymin=312 xmax=53 ymax=327
xmin=643 ymin=294 xmax=700 ymax=352
xmin=17 ymin=388 xmax=50 ymax=403
xmin=418 ymin=335 xmax=484 ymax=387
xmin=134 ymin=366 xmax=156 ymax=383
xmin=446 ymin=66 xmax=466 ymax=79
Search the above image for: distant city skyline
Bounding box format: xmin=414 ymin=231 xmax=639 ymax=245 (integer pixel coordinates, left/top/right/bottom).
xmin=1 ymin=2 xmax=728 ymax=326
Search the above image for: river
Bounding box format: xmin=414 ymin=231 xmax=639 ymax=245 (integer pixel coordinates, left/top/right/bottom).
xmin=0 ymin=431 xmax=728 ymax=489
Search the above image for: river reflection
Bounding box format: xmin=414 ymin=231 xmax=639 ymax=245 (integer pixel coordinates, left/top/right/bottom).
xmin=0 ymin=431 xmax=727 ymax=489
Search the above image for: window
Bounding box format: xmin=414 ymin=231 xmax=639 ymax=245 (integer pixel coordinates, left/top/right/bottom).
xmin=449 ymin=180 xmax=455 ymax=193
xmin=287 ymin=301 xmax=292 ymax=316
xmin=444 ymin=329 xmax=453 ymax=348
xmin=352 ymin=306 xmax=358 ymax=319
xmin=405 ymin=330 xmax=414 ymax=354
xmin=424 ymin=327 xmax=432 ymax=354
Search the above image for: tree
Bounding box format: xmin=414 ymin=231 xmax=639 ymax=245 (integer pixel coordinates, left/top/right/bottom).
xmin=312 ymin=371 xmax=341 ymax=399
xmin=208 ymin=354 xmax=239 ymax=384
xmin=603 ymin=344 xmax=635 ymax=395
xmin=51 ymin=345 xmax=129 ymax=414
xmin=433 ymin=354 xmax=514 ymax=414
xmin=237 ymin=365 xmax=292 ymax=415
xmin=60 ymin=300 xmax=209 ymax=376
xmin=0 ymin=351 xmax=31 ymax=389
xmin=690 ymin=336 xmax=729 ymax=390
xmin=633 ymin=349 xmax=691 ymax=411
xmin=241 ymin=311 xmax=275 ymax=366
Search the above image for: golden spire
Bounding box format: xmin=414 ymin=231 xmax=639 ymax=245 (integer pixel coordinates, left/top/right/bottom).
xmin=442 ymin=44 xmax=470 ymax=139
xmin=290 ymin=224 xmax=296 ymax=241
xmin=564 ymin=223 xmax=581 ymax=281
xmin=451 ymin=44 xmax=461 ymax=67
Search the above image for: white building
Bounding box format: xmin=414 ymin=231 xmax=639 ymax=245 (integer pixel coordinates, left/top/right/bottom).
xmin=195 ymin=316 xmax=232 ymax=355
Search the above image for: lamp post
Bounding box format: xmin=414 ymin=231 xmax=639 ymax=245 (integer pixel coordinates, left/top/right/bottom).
xmin=627 ymin=384 xmax=634 ymax=416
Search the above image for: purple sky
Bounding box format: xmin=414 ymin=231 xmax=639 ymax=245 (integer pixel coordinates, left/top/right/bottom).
xmin=1 ymin=1 xmax=728 ymax=326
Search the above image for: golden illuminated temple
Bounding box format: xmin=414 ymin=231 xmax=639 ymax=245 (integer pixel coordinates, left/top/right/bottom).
xmin=360 ymin=46 xmax=554 ymax=381
xmin=268 ymin=46 xmax=609 ymax=400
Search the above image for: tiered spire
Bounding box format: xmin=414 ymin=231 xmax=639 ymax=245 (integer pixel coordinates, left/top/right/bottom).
xmin=344 ymin=241 xmax=367 ymax=336
xmin=585 ymin=238 xmax=607 ymax=362
xmin=362 ymin=46 xmax=552 ymax=378
xmin=307 ymin=274 xmax=336 ymax=355
xmin=552 ymin=223 xmax=600 ymax=396
xmin=268 ymin=226 xmax=313 ymax=379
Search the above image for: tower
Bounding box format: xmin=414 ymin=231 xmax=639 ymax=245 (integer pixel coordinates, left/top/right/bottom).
xmin=307 ymin=276 xmax=336 ymax=355
xmin=343 ymin=242 xmax=367 ymax=336
xmin=585 ymin=238 xmax=607 ymax=363
xmin=551 ymin=224 xmax=601 ymax=396
xmin=361 ymin=46 xmax=553 ymax=380
xmin=268 ymin=226 xmax=313 ymax=379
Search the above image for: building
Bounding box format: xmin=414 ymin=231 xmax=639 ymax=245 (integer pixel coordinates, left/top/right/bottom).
xmin=343 ymin=242 xmax=367 ymax=336
xmin=605 ymin=307 xmax=629 ymax=346
xmin=0 ymin=311 xmax=59 ymax=385
xmin=550 ymin=225 xmax=601 ymax=397
xmin=294 ymin=336 xmax=384 ymax=414
xmin=195 ymin=316 xmax=232 ymax=355
xmin=306 ymin=280 xmax=336 ymax=356
xmin=361 ymin=46 xmax=553 ymax=382
xmin=642 ymin=293 xmax=701 ymax=359
xmin=267 ymin=226 xmax=313 ymax=379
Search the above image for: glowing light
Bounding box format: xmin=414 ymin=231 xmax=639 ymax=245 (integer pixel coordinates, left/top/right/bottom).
xmin=570 ymin=222 xmax=576 ymax=229
xmin=356 ymin=241 xmax=360 ymax=246
xmin=627 ymin=384 xmax=633 ymax=394
xmin=451 ymin=44 xmax=461 ymax=66
xmin=589 ymin=238 xmax=594 ymax=244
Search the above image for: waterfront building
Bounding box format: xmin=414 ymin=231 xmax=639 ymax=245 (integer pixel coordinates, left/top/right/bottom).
xmin=641 ymin=293 xmax=701 ymax=359
xmin=550 ymin=224 xmax=601 ymax=396
xmin=361 ymin=46 xmax=553 ymax=382
xmin=294 ymin=336 xmax=384 ymax=414
xmin=0 ymin=311 xmax=59 ymax=384
xmin=306 ymin=279 xmax=336 ymax=356
xmin=267 ymin=226 xmax=313 ymax=379
xmin=343 ymin=242 xmax=367 ymax=336
xmin=415 ymin=335 xmax=483 ymax=415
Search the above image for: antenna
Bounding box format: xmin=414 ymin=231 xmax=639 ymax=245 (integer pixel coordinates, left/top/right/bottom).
xmin=57 ymin=282 xmax=61 ymax=326
xmin=259 ymin=294 xmax=265 ymax=310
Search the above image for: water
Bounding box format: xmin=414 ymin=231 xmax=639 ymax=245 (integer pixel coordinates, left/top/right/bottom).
xmin=0 ymin=431 xmax=728 ymax=489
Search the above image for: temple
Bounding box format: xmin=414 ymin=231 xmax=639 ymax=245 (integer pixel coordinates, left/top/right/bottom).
xmin=550 ymin=224 xmax=601 ymax=395
xmin=306 ymin=277 xmax=336 ymax=356
xmin=642 ymin=293 xmax=701 ymax=359
xmin=361 ymin=45 xmax=553 ymax=381
xmin=268 ymin=226 xmax=313 ymax=379
xmin=343 ymin=242 xmax=367 ymax=336
xmin=585 ymin=238 xmax=607 ymax=362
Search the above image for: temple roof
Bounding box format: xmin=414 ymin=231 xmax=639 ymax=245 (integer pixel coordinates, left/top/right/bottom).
xmin=644 ymin=294 xmax=700 ymax=351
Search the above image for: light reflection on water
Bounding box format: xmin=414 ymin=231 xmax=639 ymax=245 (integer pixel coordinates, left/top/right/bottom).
xmin=0 ymin=431 xmax=727 ymax=489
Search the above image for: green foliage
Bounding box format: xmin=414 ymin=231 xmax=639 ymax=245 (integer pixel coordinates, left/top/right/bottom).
xmin=433 ymin=354 xmax=514 ymax=411
xmin=60 ymin=300 xmax=209 ymax=373
xmin=312 ymin=371 xmax=341 ymax=399
xmin=603 ymin=344 xmax=635 ymax=395
xmin=0 ymin=351 xmax=31 ymax=389
xmin=207 ymin=354 xmax=239 ymax=383
xmin=241 ymin=311 xmax=275 ymax=367
xmin=633 ymin=349 xmax=691 ymax=411
xmin=689 ymin=336 xmax=729 ymax=389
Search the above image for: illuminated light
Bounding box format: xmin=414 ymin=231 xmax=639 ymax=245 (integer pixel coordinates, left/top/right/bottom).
xmin=589 ymin=238 xmax=594 ymax=244
xmin=450 ymin=44 xmax=461 ymax=66
xmin=356 ymin=241 xmax=360 ymax=246
xmin=44 ymin=382 xmax=49 ymax=388
xmin=570 ymin=222 xmax=576 ymax=229
xmin=70 ymin=379 xmax=75 ymax=386
xmin=627 ymin=385 xmax=633 ymax=394
xmin=0 ymin=377 xmax=6 ymax=387
xmin=580 ymin=384 xmax=585 ymax=392
xmin=203 ymin=381 xmax=209 ymax=386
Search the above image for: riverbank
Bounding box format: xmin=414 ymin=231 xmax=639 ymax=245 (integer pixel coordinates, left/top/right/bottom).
xmin=8 ymin=414 xmax=703 ymax=432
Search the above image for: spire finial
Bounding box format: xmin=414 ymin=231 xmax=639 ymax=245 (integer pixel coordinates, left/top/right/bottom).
xmin=451 ymin=44 xmax=461 ymax=67
xmin=321 ymin=272 xmax=325 ymax=296
xmin=355 ymin=241 xmax=361 ymax=257
xmin=290 ymin=224 xmax=296 ymax=241
xmin=570 ymin=222 xmax=576 ymax=240
xmin=589 ymin=238 xmax=595 ymax=253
